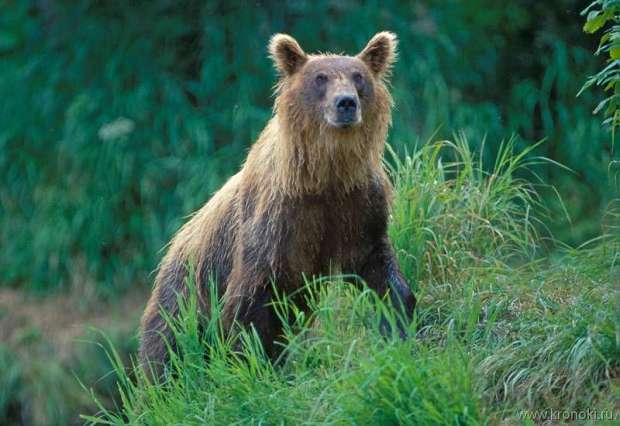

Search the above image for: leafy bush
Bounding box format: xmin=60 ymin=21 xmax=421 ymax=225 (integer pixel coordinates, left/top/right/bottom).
xmin=581 ymin=0 xmax=620 ymax=134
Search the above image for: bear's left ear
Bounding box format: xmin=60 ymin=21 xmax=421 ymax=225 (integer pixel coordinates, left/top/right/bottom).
xmin=269 ymin=34 xmax=308 ymax=77
xmin=357 ymin=31 xmax=398 ymax=77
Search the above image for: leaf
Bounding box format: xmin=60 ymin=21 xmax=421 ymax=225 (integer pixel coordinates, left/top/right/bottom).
xmin=611 ymin=45 xmax=620 ymax=59
xmin=593 ymin=96 xmax=612 ymax=114
xmin=578 ymin=75 xmax=598 ymax=96
xmin=605 ymin=98 xmax=618 ymax=116
xmin=581 ymin=1 xmax=602 ymax=16
xmin=584 ymin=12 xmax=609 ymax=33
xmin=601 ymin=32 xmax=611 ymax=44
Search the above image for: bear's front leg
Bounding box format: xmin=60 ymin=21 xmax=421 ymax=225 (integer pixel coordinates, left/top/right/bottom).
xmin=358 ymin=237 xmax=416 ymax=338
xmin=221 ymin=263 xmax=286 ymax=361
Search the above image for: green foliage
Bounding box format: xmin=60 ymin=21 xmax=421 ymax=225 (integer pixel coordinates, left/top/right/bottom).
xmin=340 ymin=344 xmax=481 ymax=425
xmin=581 ymin=0 xmax=620 ymax=134
xmin=0 ymin=0 xmax=617 ymax=294
xmin=0 ymin=3 xmax=617 ymax=423
xmin=388 ymin=136 xmax=544 ymax=287
xmin=85 ymin=140 xmax=619 ymax=425
xmin=86 ymin=277 xmax=486 ymax=425
xmin=1 ymin=1 xmax=241 ymax=294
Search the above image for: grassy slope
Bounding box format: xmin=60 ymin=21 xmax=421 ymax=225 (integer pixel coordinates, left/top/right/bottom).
xmin=88 ymin=141 xmax=620 ymax=425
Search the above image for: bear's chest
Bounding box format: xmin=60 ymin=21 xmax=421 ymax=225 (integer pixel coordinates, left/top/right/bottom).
xmin=282 ymin=181 xmax=389 ymax=275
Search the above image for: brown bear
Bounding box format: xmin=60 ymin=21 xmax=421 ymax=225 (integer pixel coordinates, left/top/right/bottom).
xmin=139 ymin=31 xmax=416 ymax=373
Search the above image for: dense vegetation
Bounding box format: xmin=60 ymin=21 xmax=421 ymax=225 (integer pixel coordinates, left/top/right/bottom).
xmin=1 ymin=0 xmax=617 ymax=295
xmin=89 ymin=141 xmax=619 ymax=425
xmin=0 ymin=1 xmax=618 ymax=424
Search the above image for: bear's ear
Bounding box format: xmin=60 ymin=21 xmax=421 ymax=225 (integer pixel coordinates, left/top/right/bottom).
xmin=269 ymin=34 xmax=308 ymax=77
xmin=357 ymin=31 xmax=398 ymax=77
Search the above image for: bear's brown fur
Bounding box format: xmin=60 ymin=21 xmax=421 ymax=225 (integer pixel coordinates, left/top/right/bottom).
xmin=139 ymin=32 xmax=416 ymax=373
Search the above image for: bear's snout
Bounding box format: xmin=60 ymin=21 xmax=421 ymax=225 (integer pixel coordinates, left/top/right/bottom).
xmin=334 ymin=95 xmax=359 ymax=126
xmin=327 ymin=93 xmax=361 ymax=128
xmin=335 ymin=95 xmax=357 ymax=115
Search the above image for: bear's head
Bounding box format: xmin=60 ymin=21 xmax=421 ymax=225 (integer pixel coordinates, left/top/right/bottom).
xmin=269 ymin=32 xmax=397 ymax=134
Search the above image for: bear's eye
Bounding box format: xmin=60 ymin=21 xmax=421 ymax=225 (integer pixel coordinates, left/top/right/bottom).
xmin=315 ymin=73 xmax=328 ymax=85
xmin=352 ymin=72 xmax=364 ymax=85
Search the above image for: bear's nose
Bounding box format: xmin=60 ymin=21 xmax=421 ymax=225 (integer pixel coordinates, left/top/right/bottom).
xmin=335 ymin=95 xmax=357 ymax=114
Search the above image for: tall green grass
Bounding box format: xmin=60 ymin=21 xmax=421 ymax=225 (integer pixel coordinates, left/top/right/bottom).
xmin=388 ymin=135 xmax=545 ymax=286
xmin=84 ymin=140 xmax=619 ymax=425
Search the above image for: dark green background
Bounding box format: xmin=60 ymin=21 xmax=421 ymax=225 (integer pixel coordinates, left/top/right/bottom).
xmin=1 ymin=0 xmax=616 ymax=294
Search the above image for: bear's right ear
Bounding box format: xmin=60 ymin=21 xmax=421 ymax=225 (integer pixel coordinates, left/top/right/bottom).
xmin=269 ymin=34 xmax=308 ymax=77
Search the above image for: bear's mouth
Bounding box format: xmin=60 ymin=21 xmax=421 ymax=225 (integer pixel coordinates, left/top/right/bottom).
xmin=327 ymin=118 xmax=360 ymax=129
xmin=325 ymin=113 xmax=362 ymax=129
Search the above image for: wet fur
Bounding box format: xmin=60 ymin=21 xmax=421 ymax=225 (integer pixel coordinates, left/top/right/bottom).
xmin=140 ymin=32 xmax=416 ymax=374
